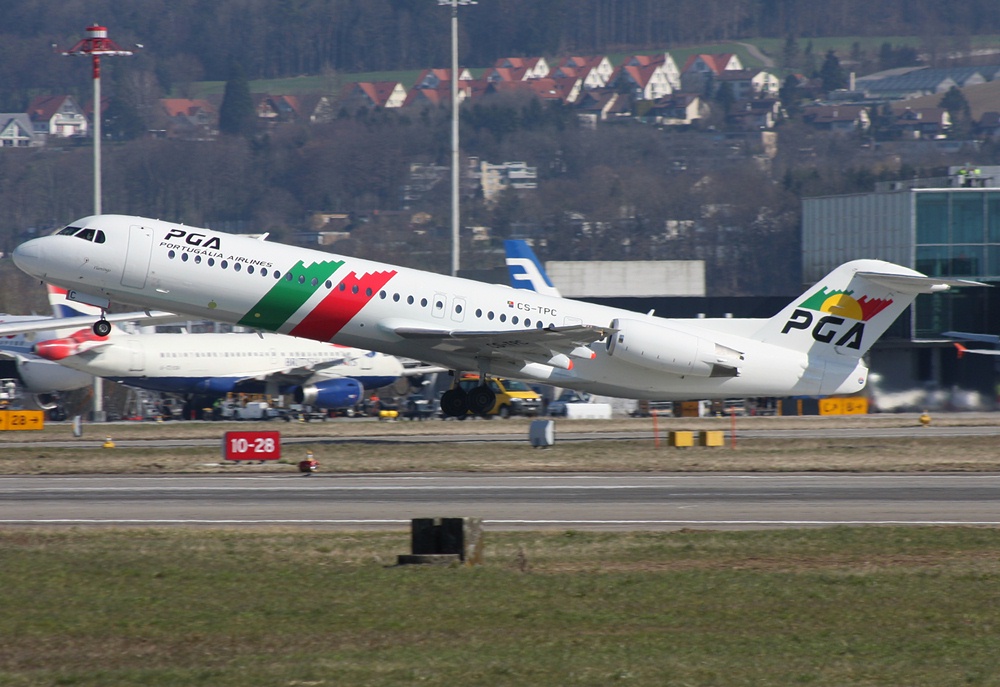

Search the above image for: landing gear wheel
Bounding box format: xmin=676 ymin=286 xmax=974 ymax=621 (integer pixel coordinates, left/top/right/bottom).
xmin=93 ymin=319 xmax=112 ymax=337
xmin=440 ymin=388 xmax=469 ymax=417
xmin=467 ymin=385 xmax=496 ymax=416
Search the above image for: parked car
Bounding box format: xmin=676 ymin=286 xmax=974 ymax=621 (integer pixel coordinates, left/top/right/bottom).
xmin=547 ymin=390 xmax=592 ymax=417
xmin=456 ymin=374 xmax=542 ymax=417
xmin=402 ymin=392 xmax=438 ymax=420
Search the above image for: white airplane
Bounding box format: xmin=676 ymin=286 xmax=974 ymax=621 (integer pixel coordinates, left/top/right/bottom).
xmin=33 ymin=326 xmax=406 ymax=412
xmin=12 ymin=214 xmax=981 ymax=417
xmin=0 ymin=286 xmax=175 ymax=408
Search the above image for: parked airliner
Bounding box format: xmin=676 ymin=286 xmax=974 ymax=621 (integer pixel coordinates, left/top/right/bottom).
xmin=33 ymin=326 xmax=406 ymax=412
xmin=12 ymin=215 xmax=981 ymax=417
xmin=0 ymin=286 xmax=174 ymax=407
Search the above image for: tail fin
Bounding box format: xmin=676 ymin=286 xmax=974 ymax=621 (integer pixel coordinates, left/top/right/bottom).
xmin=504 ymin=240 xmax=561 ymax=297
xmin=46 ymin=285 xmax=105 ymax=319
xmin=754 ymin=259 xmax=982 ymax=359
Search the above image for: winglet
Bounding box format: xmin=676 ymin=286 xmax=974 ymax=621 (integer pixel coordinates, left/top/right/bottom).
xmin=954 ymin=342 xmax=967 ymax=359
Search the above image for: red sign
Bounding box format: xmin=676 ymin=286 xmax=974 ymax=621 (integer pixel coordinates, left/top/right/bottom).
xmin=223 ymin=431 xmax=281 ymax=461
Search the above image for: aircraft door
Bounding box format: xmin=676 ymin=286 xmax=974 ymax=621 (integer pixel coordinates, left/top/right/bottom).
xmin=451 ymin=296 xmax=467 ymax=323
xmin=432 ymin=293 xmax=448 ymax=320
xmin=126 ymin=339 xmax=144 ymax=372
xmin=121 ymin=225 xmax=154 ymax=289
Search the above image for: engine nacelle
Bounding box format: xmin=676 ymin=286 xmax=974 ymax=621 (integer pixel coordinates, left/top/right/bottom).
xmin=15 ymin=357 xmax=94 ymax=392
xmin=293 ymin=378 xmax=363 ymax=409
xmin=606 ymin=318 xmax=743 ymax=377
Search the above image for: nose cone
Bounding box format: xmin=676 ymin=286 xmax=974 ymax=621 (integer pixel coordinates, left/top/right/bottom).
xmin=12 ymin=238 xmax=46 ymax=278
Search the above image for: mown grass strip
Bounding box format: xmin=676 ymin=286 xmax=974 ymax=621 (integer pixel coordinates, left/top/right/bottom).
xmin=0 ymin=527 xmax=998 ymax=686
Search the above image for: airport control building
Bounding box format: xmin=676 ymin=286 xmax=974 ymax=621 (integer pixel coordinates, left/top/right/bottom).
xmin=803 ymin=166 xmax=1000 ymax=409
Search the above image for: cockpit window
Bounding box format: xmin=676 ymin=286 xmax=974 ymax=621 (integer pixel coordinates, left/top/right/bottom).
xmin=58 ymin=226 xmax=105 ymax=242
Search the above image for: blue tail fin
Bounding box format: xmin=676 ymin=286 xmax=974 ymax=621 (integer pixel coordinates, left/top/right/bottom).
xmin=504 ymin=240 xmax=561 ymax=297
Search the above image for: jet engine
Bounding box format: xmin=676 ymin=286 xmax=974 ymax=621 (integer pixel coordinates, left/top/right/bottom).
xmin=606 ymin=318 xmax=742 ymax=377
xmin=292 ymin=378 xmax=364 ymax=409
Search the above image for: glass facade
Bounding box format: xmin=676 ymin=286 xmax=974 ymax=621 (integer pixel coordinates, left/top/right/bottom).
xmin=913 ymin=190 xmax=1000 ymax=338
xmin=914 ymin=191 xmax=1000 ymax=278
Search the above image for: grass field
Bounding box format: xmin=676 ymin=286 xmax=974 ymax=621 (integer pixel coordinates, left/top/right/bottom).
xmin=1 ymin=527 xmax=998 ymax=686
xmin=3 ymin=415 xmax=999 ymax=684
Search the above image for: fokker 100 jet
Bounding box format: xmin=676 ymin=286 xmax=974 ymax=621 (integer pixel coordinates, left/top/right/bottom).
xmin=12 ymin=215 xmax=981 ymax=417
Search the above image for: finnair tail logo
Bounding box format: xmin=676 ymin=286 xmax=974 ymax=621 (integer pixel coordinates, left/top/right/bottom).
xmin=508 ymin=258 xmax=546 ymax=290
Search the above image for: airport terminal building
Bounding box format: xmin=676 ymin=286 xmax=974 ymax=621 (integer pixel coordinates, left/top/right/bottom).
xmin=803 ymin=166 xmax=1000 ymax=409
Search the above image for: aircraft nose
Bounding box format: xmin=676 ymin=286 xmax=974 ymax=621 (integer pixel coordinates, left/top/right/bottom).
xmin=12 ymin=239 xmax=45 ymax=277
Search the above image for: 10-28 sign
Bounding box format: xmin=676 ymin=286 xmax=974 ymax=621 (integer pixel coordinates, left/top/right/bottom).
xmin=223 ymin=431 xmax=281 ymax=461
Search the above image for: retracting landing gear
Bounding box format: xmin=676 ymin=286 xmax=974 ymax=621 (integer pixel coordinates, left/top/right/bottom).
xmin=92 ymin=314 xmax=111 ymax=337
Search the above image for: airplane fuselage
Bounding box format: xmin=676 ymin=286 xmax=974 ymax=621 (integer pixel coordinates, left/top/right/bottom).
xmin=13 ymin=215 xmax=894 ymax=400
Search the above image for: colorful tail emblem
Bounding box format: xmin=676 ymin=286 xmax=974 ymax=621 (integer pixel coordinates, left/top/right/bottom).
xmin=798 ymin=287 xmax=893 ymax=321
xmin=780 ymin=287 xmax=894 ymax=351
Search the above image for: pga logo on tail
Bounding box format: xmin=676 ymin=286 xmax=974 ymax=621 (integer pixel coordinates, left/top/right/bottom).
xmin=780 ymin=287 xmax=893 ymax=350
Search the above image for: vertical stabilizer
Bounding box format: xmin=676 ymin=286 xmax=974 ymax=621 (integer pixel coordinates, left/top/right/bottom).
xmin=754 ymin=260 xmax=978 ymax=359
xmin=504 ymin=240 xmax=561 ymax=297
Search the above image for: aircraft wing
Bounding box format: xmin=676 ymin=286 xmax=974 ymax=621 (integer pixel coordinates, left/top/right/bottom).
xmin=0 ymin=311 xmax=180 ymax=338
xmin=942 ymin=331 xmax=1000 ymax=345
xmin=386 ymin=322 xmax=613 ymax=370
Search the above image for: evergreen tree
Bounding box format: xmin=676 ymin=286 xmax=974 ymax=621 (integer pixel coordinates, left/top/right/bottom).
xmin=939 ymin=86 xmax=973 ymax=138
xmin=218 ymin=61 xmax=256 ymax=137
xmin=818 ymin=50 xmax=847 ymax=93
xmin=103 ymin=96 xmax=146 ymax=141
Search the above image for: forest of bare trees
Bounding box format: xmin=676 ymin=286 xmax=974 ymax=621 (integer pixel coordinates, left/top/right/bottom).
xmin=2 ymin=0 xmax=998 ymax=307
xmin=1 ymin=0 xmax=1000 ymax=109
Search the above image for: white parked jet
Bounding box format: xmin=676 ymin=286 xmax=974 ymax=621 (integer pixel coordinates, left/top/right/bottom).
xmin=33 ymin=326 xmax=405 ymax=412
xmin=0 ymin=286 xmax=174 ymax=407
xmin=12 ymin=215 xmax=981 ymax=417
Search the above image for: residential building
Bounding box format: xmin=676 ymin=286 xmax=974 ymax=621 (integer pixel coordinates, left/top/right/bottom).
xmin=27 ymin=95 xmax=87 ymax=139
xmin=613 ymin=63 xmax=673 ymax=101
xmin=340 ymin=82 xmax=408 ymax=110
xmin=801 ymin=104 xmax=871 ymax=134
xmin=0 ymin=114 xmax=39 ymax=147
xmin=467 ymin=158 xmax=537 ymax=203
xmin=492 ymin=57 xmax=550 ymax=79
xmin=554 ymin=56 xmax=614 ymax=89
xmin=160 ymin=98 xmax=217 ymax=139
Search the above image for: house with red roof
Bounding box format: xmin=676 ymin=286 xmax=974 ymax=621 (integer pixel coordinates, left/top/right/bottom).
xmin=27 ymin=95 xmax=87 ymax=139
xmin=622 ymin=53 xmax=681 ymax=90
xmin=612 ymin=63 xmax=673 ymax=101
xmin=255 ymin=95 xmax=301 ymax=123
xmin=555 ymin=56 xmax=615 ymax=89
xmin=340 ymin=82 xmax=407 ymax=110
xmin=680 ymin=53 xmax=744 ymax=92
xmin=413 ymin=68 xmax=474 ymax=90
xmin=493 ymin=57 xmax=550 ymax=79
xmin=160 ymin=98 xmax=217 ymax=139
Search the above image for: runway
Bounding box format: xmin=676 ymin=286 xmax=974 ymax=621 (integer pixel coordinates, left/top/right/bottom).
xmin=1 ymin=473 xmax=998 ymax=530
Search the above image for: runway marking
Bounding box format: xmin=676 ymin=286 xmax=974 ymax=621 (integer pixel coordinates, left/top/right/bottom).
xmin=2 ymin=519 xmax=1000 ymax=527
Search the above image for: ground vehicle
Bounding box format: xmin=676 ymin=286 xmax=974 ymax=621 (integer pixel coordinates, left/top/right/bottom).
xmin=548 ymin=390 xmax=592 ymax=416
xmin=456 ymin=374 xmax=542 ymax=418
xmin=402 ymin=392 xmax=438 ymax=420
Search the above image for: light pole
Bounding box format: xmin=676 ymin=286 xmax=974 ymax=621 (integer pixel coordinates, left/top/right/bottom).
xmin=61 ymin=25 xmax=134 ymax=422
xmin=438 ymin=0 xmax=476 ymax=277
xmin=62 ymin=25 xmax=134 ymax=215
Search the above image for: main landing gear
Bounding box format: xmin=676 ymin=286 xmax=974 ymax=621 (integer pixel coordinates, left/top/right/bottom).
xmin=440 ymin=374 xmax=496 ymax=418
